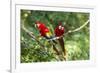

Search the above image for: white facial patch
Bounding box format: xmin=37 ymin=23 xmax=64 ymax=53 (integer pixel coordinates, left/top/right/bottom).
xmin=62 ymin=27 xmax=64 ymax=30
xmin=37 ymin=23 xmax=40 ymax=27
xmin=59 ymin=25 xmax=62 ymax=29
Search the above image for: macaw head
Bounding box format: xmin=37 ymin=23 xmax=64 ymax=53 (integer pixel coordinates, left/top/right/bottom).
xmin=54 ymin=22 xmax=65 ymax=37
xmin=35 ymin=21 xmax=46 ymax=31
xmin=35 ymin=21 xmax=42 ymax=27
xmin=58 ymin=25 xmax=64 ymax=31
xmin=57 ymin=21 xmax=64 ymax=31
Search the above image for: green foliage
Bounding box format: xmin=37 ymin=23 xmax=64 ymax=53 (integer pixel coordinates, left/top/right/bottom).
xmin=21 ymin=9 xmax=89 ymax=63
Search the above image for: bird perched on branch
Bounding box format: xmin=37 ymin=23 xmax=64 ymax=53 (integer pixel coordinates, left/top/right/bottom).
xmin=54 ymin=22 xmax=66 ymax=56
xmin=35 ymin=21 xmax=60 ymax=54
xmin=35 ymin=21 xmax=52 ymax=39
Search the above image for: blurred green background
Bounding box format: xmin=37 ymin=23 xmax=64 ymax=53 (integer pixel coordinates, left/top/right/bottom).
xmin=21 ymin=10 xmax=90 ymax=63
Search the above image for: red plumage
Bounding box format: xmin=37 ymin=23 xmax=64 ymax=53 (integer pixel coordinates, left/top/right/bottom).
xmin=54 ymin=23 xmax=66 ymax=57
xmin=36 ymin=21 xmax=49 ymax=37
xmin=54 ymin=23 xmax=64 ymax=37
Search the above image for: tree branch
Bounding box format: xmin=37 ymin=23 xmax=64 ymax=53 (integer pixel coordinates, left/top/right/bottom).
xmin=48 ymin=19 xmax=90 ymax=40
xmin=67 ymin=19 xmax=89 ymax=33
xmin=21 ymin=25 xmax=46 ymax=49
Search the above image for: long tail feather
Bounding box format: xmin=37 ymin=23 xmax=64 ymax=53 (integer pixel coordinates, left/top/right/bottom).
xmin=58 ymin=37 xmax=66 ymax=56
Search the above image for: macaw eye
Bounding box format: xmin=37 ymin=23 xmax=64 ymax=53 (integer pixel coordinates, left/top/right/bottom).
xmin=59 ymin=26 xmax=62 ymax=29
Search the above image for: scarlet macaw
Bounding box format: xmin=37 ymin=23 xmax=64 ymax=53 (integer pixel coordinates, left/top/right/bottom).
xmin=54 ymin=22 xmax=66 ymax=56
xmin=35 ymin=21 xmax=60 ymax=55
xmin=36 ymin=21 xmax=52 ymax=39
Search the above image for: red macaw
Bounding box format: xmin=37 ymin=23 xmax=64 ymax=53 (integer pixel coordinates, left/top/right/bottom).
xmin=54 ymin=22 xmax=66 ymax=56
xmin=54 ymin=23 xmax=64 ymax=37
xmin=36 ymin=21 xmax=52 ymax=39
xmin=35 ymin=21 xmax=60 ymax=55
